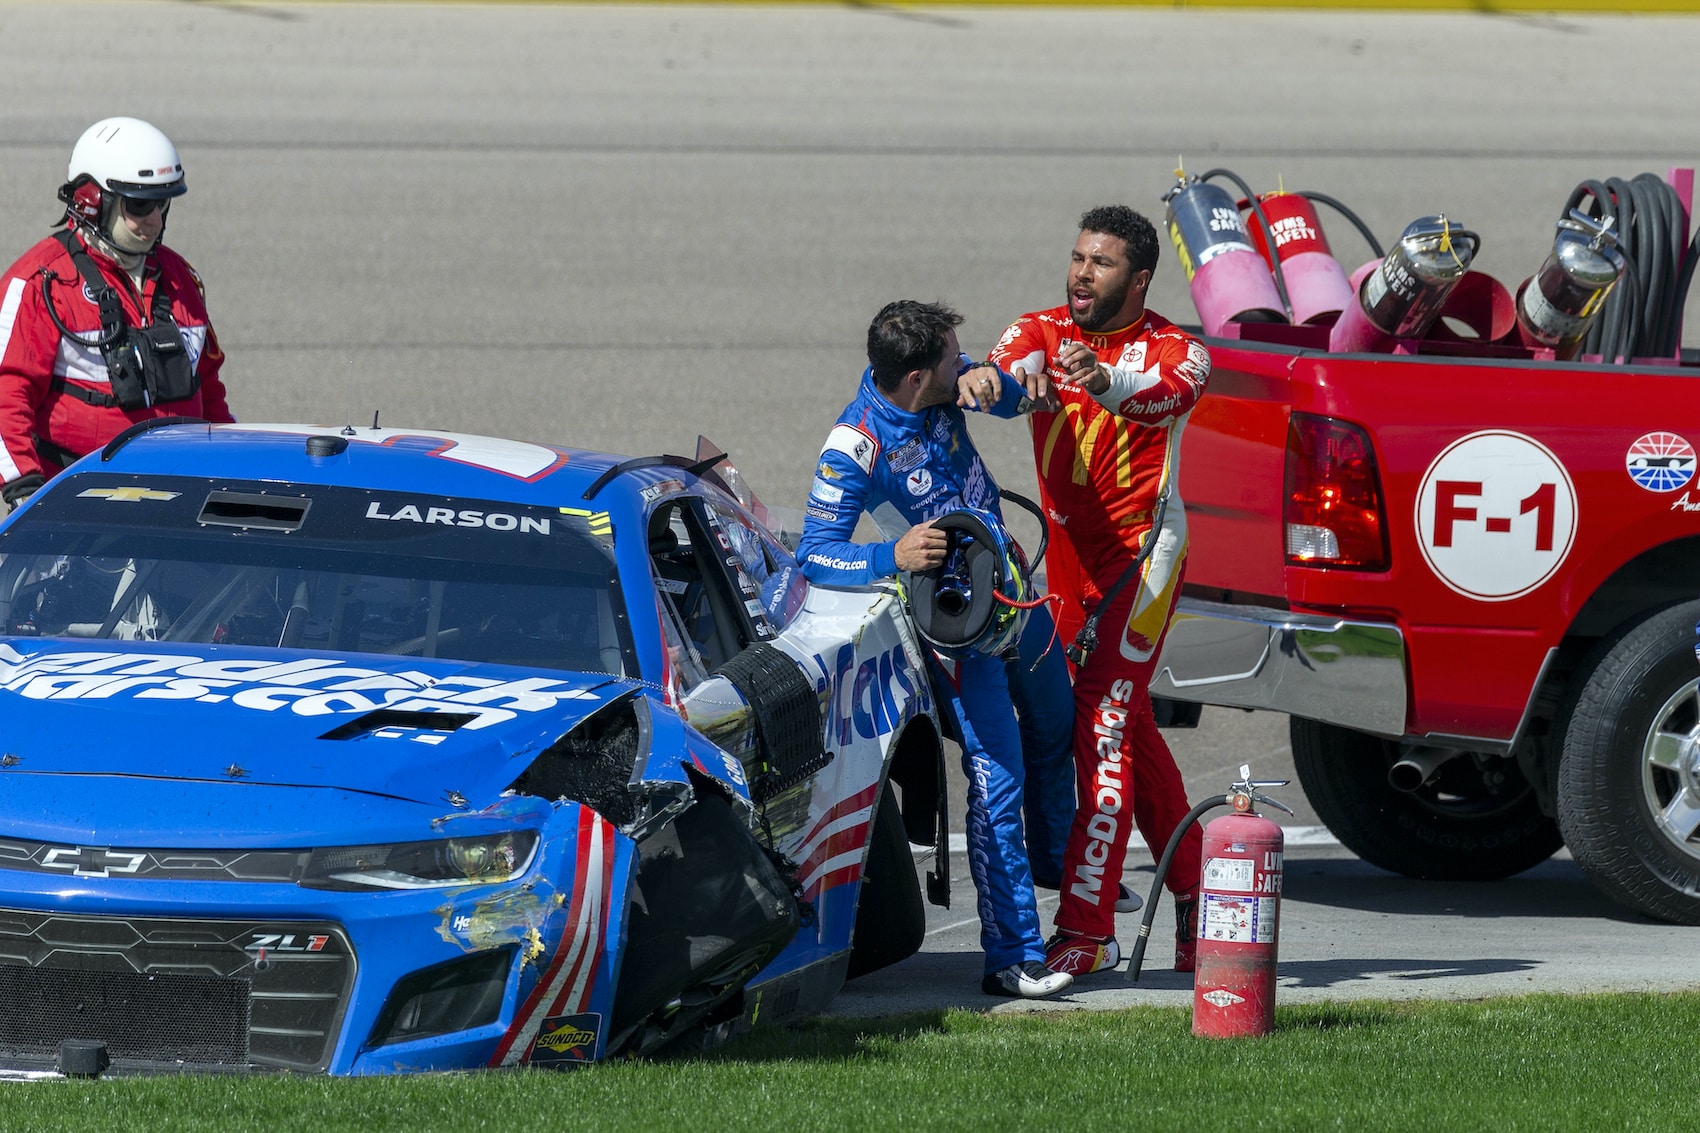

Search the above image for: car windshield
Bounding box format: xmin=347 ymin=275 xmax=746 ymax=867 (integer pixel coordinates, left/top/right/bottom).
xmin=0 ymin=474 xmax=632 ymax=677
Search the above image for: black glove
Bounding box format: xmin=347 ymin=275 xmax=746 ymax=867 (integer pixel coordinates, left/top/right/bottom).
xmin=2 ymin=473 xmax=43 ymax=508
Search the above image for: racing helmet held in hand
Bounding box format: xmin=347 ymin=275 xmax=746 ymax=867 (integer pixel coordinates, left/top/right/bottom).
xmin=904 ymin=506 xmax=1033 ymax=657
xmin=59 ymin=117 xmax=186 ymax=251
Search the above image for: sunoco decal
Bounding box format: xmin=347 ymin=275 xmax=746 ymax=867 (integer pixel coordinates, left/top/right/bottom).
xmin=1625 ymin=432 xmax=1696 ymax=493
xmin=0 ymin=646 xmax=598 ymax=729
xmin=1415 ymin=430 xmax=1577 ymax=602
xmin=529 ymin=1013 xmax=602 ymax=1066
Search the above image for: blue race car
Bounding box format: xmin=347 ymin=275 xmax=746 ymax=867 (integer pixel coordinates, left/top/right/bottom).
xmin=0 ymin=420 xmax=948 ymax=1075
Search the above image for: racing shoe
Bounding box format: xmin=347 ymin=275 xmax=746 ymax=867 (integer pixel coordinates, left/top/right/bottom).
xmin=982 ymin=960 xmax=1074 ymax=999
xmin=1174 ymin=895 xmax=1200 ymax=973
xmin=1116 ymin=882 xmax=1143 ymax=913
xmin=1044 ymin=931 xmax=1121 ymax=976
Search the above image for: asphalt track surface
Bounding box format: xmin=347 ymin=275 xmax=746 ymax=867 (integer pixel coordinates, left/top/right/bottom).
xmin=1 ymin=3 xmax=1698 ymax=1013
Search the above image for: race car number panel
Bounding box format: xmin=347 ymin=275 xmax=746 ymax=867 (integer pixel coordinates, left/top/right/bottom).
xmin=1415 ymin=430 xmax=1577 ymax=602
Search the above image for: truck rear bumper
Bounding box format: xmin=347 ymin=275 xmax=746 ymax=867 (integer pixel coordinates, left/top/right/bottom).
xmin=1151 ymin=598 xmax=1407 ymax=737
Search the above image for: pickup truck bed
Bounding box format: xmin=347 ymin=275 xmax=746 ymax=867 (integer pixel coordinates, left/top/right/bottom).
xmin=1152 ymin=322 xmax=1700 ymax=923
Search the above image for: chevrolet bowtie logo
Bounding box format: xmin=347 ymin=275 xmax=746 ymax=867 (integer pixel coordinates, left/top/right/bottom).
xmin=40 ymin=846 xmax=149 ymax=878
xmin=77 ymin=487 xmax=181 ymax=502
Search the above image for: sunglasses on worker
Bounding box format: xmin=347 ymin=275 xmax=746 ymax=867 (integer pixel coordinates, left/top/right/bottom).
xmin=119 ymin=196 xmax=167 ymax=218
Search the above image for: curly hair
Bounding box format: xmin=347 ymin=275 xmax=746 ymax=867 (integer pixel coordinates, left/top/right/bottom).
xmin=867 ymin=299 xmax=964 ymax=392
xmin=1079 ymin=205 xmax=1160 ymax=276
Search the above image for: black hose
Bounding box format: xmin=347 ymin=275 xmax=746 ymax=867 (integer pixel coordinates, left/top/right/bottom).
xmin=1201 ymin=168 xmax=1294 ymax=322
xmin=1567 ymin=174 xmax=1689 ymax=363
xmin=1675 ymin=224 xmax=1700 ymax=348
xmin=1127 ymin=792 xmax=1231 ymax=981
xmin=999 ymin=489 xmax=1048 ymax=574
xmin=1297 ymin=190 xmax=1384 ymax=259
xmin=1065 ymin=482 xmax=1168 ymax=667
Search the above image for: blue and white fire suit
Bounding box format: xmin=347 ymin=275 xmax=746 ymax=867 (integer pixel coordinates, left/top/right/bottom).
xmin=796 ymin=367 xmax=1075 ymax=974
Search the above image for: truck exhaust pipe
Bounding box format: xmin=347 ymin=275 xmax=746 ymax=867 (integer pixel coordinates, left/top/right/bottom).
xmin=1388 ymin=746 xmax=1460 ymax=792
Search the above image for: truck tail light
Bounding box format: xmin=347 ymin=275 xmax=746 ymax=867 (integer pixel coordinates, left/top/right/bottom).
xmin=1285 ymin=413 xmax=1389 ymax=570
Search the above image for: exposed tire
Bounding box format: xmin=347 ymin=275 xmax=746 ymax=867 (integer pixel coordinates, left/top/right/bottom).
xmin=846 ymin=781 xmax=925 ymax=980
xmin=1291 ymin=717 xmax=1562 ymax=880
xmin=1558 ymin=600 xmax=1700 ymax=924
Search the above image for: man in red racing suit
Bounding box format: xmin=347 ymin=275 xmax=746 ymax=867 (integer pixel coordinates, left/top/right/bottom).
xmin=0 ymin=117 xmax=232 ymax=509
xmin=989 ymin=205 xmax=1211 ymax=976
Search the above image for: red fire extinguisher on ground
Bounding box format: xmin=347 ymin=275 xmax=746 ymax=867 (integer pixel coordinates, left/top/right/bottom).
xmin=1128 ymin=765 xmax=1292 ymax=1038
xmin=1193 ymin=780 xmax=1289 ymax=1038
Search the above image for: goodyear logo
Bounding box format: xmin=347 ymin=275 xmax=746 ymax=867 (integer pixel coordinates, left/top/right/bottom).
xmin=557 ymin=506 xmax=613 ymax=540
xmin=77 ymin=487 xmax=181 ymax=502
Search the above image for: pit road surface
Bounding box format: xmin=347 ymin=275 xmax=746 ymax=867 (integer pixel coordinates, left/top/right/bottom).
xmin=0 ymin=2 xmax=1695 ymax=1012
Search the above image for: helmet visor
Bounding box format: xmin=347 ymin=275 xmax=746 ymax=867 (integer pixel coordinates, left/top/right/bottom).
xmin=103 ymin=176 xmax=186 ymax=200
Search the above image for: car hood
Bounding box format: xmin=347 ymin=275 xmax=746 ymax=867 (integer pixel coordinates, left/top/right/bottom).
xmin=0 ymin=639 xmax=630 ymax=843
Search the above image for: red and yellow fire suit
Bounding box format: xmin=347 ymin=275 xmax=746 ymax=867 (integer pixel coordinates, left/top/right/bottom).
xmin=0 ymin=228 xmax=233 ymax=496
xmin=990 ymin=304 xmax=1211 ymax=939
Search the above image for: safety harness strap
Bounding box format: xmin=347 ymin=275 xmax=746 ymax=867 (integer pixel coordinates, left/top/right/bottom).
xmin=33 ymin=434 xmax=83 ymax=470
xmin=47 ymin=377 xmax=123 ymax=409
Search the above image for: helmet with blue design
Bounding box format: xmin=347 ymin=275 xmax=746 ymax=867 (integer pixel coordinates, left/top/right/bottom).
xmin=904 ymin=506 xmax=1034 ymax=657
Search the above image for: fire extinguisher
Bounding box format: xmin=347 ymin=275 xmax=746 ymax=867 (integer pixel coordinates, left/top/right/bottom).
xmin=1515 ymin=209 xmax=1627 ymax=360
xmin=1193 ymin=794 xmax=1287 ymax=1038
xmin=1329 ymin=214 xmax=1481 ymax=353
xmin=1162 ymin=171 xmax=1289 ymax=337
xmin=1244 ymin=192 xmax=1357 ymax=326
xmin=1128 ymin=765 xmax=1292 ymax=1038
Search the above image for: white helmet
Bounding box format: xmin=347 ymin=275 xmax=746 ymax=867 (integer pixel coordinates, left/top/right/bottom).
xmin=66 ymin=117 xmax=185 ymax=200
xmin=60 ymin=117 xmax=185 ymax=255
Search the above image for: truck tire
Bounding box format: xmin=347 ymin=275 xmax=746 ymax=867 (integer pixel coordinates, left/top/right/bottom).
xmin=846 ymin=781 xmax=926 ymax=979
xmin=1291 ymin=718 xmax=1562 ymax=880
xmin=1558 ymin=600 xmax=1700 ymax=924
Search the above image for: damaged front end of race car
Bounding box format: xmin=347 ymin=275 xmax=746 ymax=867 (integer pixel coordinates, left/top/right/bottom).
xmin=0 ymin=424 xmax=943 ymax=1076
xmin=488 ymin=690 xmax=804 ymax=1068
xmin=0 ymin=651 xmax=799 ymax=1075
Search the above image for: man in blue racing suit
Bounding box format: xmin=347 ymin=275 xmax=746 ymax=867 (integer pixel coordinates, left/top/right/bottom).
xmin=796 ymin=299 xmax=1077 ymax=998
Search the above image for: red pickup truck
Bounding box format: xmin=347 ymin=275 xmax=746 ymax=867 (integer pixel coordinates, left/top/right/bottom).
xmin=1148 ymin=174 xmax=1700 ymax=923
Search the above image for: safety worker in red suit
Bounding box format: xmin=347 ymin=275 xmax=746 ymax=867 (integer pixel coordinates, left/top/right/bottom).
xmin=988 ymin=205 xmax=1211 ymax=976
xmin=0 ymin=117 xmax=233 ymax=512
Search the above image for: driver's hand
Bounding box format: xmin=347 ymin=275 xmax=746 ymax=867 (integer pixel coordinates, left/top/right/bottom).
xmin=956 ymin=364 xmax=1002 ymax=412
xmin=1 ymin=472 xmax=42 ymax=516
xmin=894 ymin=522 xmax=948 ymax=572
xmin=1054 ymin=340 xmax=1110 ymax=395
xmin=1012 ymin=365 xmax=1060 ymax=412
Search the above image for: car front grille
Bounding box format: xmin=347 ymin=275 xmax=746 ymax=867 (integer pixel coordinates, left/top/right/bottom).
xmin=0 ymin=909 xmax=353 ymax=1073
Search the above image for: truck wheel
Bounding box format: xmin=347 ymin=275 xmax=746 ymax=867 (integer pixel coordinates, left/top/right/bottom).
xmin=1291 ymin=718 xmax=1562 ymax=880
xmin=846 ymin=781 xmax=926 ymax=979
xmin=1558 ymin=600 xmax=1700 ymax=924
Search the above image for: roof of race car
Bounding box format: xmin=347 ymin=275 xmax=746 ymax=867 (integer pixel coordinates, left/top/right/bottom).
xmin=76 ymin=421 xmax=678 ymax=507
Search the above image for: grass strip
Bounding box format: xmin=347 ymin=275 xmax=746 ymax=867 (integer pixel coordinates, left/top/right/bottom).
xmin=1 ymin=992 xmax=1695 ymax=1132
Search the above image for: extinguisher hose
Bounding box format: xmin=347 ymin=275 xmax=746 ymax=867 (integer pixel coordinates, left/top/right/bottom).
xmin=1674 ymin=223 xmax=1700 ymax=357
xmin=1297 ymin=191 xmax=1385 ymax=259
xmin=1127 ymin=792 xmax=1232 ymax=981
xmin=1566 ymin=174 xmax=1688 ymax=362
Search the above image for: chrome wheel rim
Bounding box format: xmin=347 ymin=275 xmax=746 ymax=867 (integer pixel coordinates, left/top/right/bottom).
xmin=1642 ymin=677 xmax=1700 ymax=865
